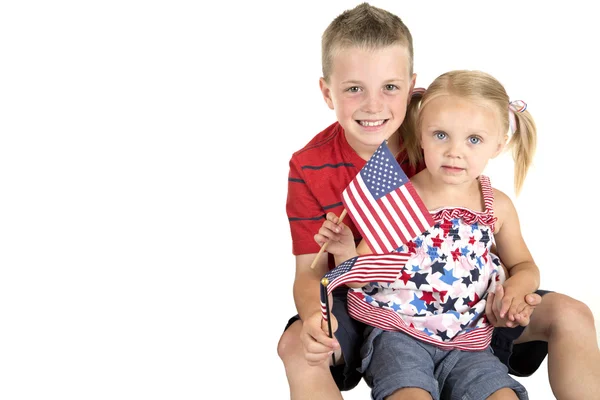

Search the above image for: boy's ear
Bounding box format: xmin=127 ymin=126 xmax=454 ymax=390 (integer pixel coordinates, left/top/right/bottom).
xmin=407 ymin=73 xmax=417 ymax=104
xmin=319 ymin=78 xmax=335 ymax=110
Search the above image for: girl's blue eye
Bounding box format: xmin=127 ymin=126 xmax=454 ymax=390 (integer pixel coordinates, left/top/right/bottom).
xmin=469 ymin=137 xmax=481 ymax=144
xmin=435 ymin=132 xmax=447 ymax=140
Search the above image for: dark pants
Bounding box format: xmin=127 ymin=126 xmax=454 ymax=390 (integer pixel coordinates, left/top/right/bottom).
xmin=283 ymin=289 xmax=551 ymax=390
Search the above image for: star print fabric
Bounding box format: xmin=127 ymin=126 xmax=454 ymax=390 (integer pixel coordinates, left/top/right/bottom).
xmin=347 ymin=176 xmax=503 ymax=351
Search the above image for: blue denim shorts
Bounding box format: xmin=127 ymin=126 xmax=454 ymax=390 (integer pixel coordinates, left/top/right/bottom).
xmin=360 ymin=327 xmax=528 ymax=400
xmin=284 ymin=287 xmax=366 ymax=391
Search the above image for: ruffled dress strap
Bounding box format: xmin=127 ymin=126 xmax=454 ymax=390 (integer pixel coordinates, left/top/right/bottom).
xmin=432 ymin=175 xmax=497 ymax=231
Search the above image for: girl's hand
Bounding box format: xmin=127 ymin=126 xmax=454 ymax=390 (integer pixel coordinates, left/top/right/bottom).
xmin=486 ymin=284 xmax=536 ymax=327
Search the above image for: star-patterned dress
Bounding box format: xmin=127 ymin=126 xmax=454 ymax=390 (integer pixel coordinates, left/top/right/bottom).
xmin=347 ymin=175 xmax=504 ymax=351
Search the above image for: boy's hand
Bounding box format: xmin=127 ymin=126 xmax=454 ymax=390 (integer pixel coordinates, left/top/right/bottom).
xmin=486 ymin=284 xmax=537 ymax=327
xmin=300 ymin=298 xmax=340 ymax=366
xmin=314 ymin=212 xmax=355 ymax=259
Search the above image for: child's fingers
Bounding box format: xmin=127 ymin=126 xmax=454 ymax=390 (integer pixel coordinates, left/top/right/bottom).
xmin=514 ymin=309 xmax=531 ymax=326
xmin=516 ymin=301 xmax=527 ymax=314
xmin=485 ymin=291 xmax=498 ymax=326
xmin=511 ymin=300 xmax=535 ymax=326
xmin=515 ymin=301 xmax=531 ymax=318
xmin=325 ymin=212 xmax=341 ymax=224
xmin=522 ymin=304 xmax=534 ymax=318
xmin=500 ymin=295 xmax=512 ymax=319
xmin=313 ymin=233 xmax=326 ymax=246
xmin=315 ymin=223 xmax=342 ymax=243
xmin=486 ymin=291 xmax=495 ymax=315
xmin=314 ymin=230 xmax=337 ymax=246
xmin=508 ymin=300 xmax=523 ymax=322
xmin=525 ymin=293 xmax=542 ymax=306
xmin=322 ymin=220 xmax=343 ymax=234
xmin=492 ymin=285 xmax=504 ymax=318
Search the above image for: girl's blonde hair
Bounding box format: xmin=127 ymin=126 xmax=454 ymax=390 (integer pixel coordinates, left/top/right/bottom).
xmin=400 ymin=70 xmax=537 ymax=194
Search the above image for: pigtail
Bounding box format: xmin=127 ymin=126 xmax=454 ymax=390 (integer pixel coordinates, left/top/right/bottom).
xmin=507 ymin=109 xmax=537 ymax=195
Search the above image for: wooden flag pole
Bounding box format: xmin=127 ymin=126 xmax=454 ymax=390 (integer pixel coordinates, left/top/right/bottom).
xmin=320 ymin=277 xmax=336 ymax=366
xmin=309 ymin=209 xmax=348 ymax=270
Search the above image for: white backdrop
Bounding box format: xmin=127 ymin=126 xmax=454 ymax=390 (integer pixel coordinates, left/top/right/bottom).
xmin=1 ymin=1 xmax=598 ymax=399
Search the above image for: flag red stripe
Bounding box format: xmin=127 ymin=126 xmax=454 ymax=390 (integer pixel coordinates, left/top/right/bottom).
xmin=376 ymin=194 xmax=407 ymax=248
xmin=381 ymin=193 xmax=415 ymax=246
xmin=352 ymin=176 xmax=395 ymax=252
xmin=396 ymin=186 xmax=428 ymax=237
xmin=344 ymin=180 xmax=386 ymax=253
xmin=400 ymin=184 xmax=433 ymax=233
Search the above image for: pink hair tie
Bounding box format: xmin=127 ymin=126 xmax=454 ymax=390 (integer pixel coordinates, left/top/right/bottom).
xmin=508 ymin=100 xmax=527 ymax=134
xmin=509 ymin=100 xmax=527 ymax=113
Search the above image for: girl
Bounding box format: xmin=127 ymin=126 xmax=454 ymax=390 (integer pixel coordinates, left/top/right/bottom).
xmin=316 ymin=70 xmax=538 ymax=400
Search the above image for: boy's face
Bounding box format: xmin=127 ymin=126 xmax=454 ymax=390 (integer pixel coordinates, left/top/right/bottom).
xmin=419 ymin=95 xmax=506 ymax=186
xmin=320 ymin=44 xmax=415 ymax=159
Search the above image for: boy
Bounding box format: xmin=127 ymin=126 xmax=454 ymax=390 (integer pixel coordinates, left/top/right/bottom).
xmin=277 ymin=3 xmax=600 ymax=399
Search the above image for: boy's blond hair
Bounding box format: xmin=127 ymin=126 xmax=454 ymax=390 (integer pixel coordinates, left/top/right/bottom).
xmin=321 ymin=2 xmax=414 ymax=82
xmin=403 ymin=70 xmax=537 ymax=195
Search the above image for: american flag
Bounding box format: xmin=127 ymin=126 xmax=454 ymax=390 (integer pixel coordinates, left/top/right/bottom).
xmin=320 ymin=253 xmax=412 ymax=321
xmin=342 ymin=141 xmax=434 ymax=254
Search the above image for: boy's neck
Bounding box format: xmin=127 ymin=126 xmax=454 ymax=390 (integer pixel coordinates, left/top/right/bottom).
xmin=351 ymin=132 xmax=401 ymax=161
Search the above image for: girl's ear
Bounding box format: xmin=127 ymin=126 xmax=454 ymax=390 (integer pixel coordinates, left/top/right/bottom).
xmin=492 ymin=134 xmax=509 ymax=158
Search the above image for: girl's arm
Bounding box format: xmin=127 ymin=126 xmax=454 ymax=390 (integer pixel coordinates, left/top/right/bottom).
xmin=493 ymin=189 xmax=540 ymax=318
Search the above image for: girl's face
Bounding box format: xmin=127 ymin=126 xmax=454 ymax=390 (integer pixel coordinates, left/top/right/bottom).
xmin=419 ymin=94 xmax=506 ymax=186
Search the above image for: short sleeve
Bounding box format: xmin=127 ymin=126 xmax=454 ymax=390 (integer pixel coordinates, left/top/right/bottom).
xmin=286 ymin=157 xmax=325 ymax=255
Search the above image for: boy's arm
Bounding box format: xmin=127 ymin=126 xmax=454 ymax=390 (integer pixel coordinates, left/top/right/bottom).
xmin=293 ymin=253 xmax=340 ymax=365
xmin=286 ymin=158 xmax=340 ymax=364
xmin=293 ymin=253 xmax=329 ymax=321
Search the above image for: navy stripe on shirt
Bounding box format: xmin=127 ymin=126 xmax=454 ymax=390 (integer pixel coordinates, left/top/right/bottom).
xmin=288 ymin=178 xmax=306 ymax=183
xmin=301 ymin=163 xmax=354 ymax=170
xmin=323 ymin=202 xmax=343 ymax=210
xmin=289 ymin=214 xmax=326 ymax=222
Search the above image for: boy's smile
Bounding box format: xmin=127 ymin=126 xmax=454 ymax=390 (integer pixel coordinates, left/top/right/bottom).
xmin=357 ymin=119 xmax=386 ymax=128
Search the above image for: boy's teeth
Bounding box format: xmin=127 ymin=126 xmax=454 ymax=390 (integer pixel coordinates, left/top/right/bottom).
xmin=360 ymin=120 xmax=384 ymax=127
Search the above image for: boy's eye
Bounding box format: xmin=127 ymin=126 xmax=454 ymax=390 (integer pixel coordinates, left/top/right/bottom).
xmin=385 ymin=84 xmax=398 ymax=91
xmin=347 ymin=86 xmax=361 ymax=93
xmin=469 ymin=136 xmax=481 ymax=144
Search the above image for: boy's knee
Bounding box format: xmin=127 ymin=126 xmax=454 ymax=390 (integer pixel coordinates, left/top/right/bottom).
xmin=546 ymin=293 xmax=594 ymax=331
xmin=560 ymin=295 xmax=593 ymax=323
xmin=278 ymin=320 xmax=304 ymax=362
